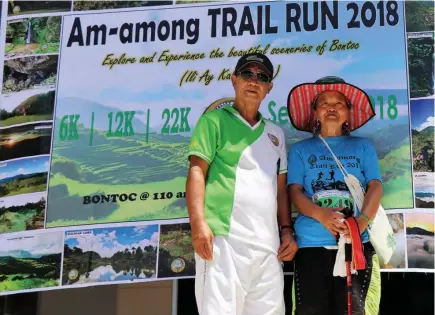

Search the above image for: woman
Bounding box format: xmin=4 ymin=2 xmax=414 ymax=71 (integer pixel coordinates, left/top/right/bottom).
xmin=286 ymin=76 xmax=383 ymax=315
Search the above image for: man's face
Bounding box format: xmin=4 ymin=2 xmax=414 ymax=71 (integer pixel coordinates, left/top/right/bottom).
xmin=231 ymin=64 xmax=273 ymax=104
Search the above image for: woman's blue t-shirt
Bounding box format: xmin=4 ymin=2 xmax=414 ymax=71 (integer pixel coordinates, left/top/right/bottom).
xmin=287 ymin=135 xmax=382 ymax=248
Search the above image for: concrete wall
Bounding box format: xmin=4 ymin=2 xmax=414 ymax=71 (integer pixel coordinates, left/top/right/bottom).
xmin=37 ymin=281 xmax=173 ymax=315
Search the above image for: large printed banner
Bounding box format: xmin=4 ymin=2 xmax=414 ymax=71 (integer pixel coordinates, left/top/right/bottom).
xmin=0 ymin=0 xmax=433 ymax=296
xmin=48 ymin=1 xmax=413 ymax=225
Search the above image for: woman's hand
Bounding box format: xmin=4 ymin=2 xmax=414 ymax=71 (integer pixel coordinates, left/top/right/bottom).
xmin=316 ymin=207 xmax=348 ymax=237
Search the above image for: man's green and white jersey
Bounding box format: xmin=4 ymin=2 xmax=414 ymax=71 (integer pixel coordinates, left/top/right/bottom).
xmin=188 ymin=105 xmax=287 ymax=253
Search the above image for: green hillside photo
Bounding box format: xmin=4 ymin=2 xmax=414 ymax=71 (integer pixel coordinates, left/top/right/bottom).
xmin=0 ymin=231 xmax=62 ymax=292
xmin=0 ymin=194 xmax=46 ymax=234
xmin=0 ymin=90 xmax=55 ymax=127
xmin=0 ymin=172 xmax=47 ymax=198
xmin=412 ymin=127 xmax=434 ymax=173
xmin=0 ymin=255 xmax=60 ymax=292
xmin=405 ymin=1 xmax=435 ymax=32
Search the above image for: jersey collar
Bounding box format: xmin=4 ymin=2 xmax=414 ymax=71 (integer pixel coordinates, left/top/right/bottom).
xmin=223 ymin=105 xmax=264 ymax=130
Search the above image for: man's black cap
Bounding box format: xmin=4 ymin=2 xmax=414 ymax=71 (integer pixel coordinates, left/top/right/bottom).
xmin=234 ymin=52 xmax=274 ymax=77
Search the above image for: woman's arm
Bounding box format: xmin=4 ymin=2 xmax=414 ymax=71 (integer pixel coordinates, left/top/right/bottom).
xmin=356 ymin=180 xmax=383 ymax=232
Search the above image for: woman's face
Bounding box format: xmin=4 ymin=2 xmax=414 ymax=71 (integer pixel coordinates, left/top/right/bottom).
xmin=314 ymin=90 xmax=350 ymax=128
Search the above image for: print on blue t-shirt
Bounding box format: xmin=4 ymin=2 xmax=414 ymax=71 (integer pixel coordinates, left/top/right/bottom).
xmin=287 ymin=135 xmax=382 ymax=248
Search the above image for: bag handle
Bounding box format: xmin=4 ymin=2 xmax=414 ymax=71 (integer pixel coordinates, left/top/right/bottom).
xmin=317 ymin=135 xmax=349 ymax=178
xmin=317 ymin=135 xmax=366 ymax=208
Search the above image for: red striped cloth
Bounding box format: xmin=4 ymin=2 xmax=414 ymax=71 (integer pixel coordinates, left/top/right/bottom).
xmin=344 ymin=217 xmax=366 ymax=270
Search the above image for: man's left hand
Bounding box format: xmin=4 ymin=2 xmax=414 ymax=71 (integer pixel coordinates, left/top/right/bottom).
xmin=277 ymin=231 xmax=298 ymax=261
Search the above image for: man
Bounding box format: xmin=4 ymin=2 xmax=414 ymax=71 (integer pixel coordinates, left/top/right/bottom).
xmin=186 ymin=52 xmax=298 ymax=315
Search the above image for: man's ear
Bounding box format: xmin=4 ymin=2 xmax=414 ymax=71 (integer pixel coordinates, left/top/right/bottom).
xmin=268 ymin=82 xmax=274 ymax=94
xmin=231 ymin=74 xmax=237 ymax=88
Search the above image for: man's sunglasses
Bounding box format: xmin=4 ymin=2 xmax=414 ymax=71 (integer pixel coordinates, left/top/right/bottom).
xmin=237 ymin=69 xmax=271 ymax=83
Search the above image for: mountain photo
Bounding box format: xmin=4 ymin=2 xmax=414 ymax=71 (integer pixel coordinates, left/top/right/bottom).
xmin=405 ymin=1 xmax=435 ymax=32
xmin=0 ymin=89 xmax=55 ymax=127
xmin=0 ymin=155 xmax=49 ymax=198
xmin=411 ymin=98 xmax=434 ymax=208
xmin=411 ymin=98 xmax=434 ymax=173
xmin=62 ymin=225 xmax=158 ymax=285
xmin=0 ymin=231 xmax=62 ymax=292
xmin=406 ymin=212 xmax=434 ymax=269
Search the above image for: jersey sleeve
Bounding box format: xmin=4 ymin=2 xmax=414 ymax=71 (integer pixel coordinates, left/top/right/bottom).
xmin=187 ymin=115 xmax=218 ymax=164
xmin=362 ymin=139 xmax=382 ymax=183
xmin=278 ymin=129 xmax=288 ymax=174
xmin=287 ymin=143 xmax=305 ymax=186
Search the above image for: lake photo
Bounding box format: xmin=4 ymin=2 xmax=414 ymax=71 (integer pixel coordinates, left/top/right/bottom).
xmin=62 ymin=224 xmax=158 ymax=285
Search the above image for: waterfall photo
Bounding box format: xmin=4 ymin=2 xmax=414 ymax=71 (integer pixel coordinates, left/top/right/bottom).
xmin=5 ymin=16 xmax=61 ymax=59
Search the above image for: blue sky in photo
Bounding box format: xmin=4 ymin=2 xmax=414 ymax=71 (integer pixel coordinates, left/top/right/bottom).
xmin=0 ymin=155 xmax=49 ymax=180
xmin=65 ymin=225 xmax=158 ymax=249
xmin=410 ymin=98 xmax=435 ymax=130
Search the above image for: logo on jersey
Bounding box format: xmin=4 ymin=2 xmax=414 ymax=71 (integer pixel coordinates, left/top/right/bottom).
xmin=268 ymin=133 xmax=279 ymax=146
xmin=308 ymin=155 xmax=317 ymax=165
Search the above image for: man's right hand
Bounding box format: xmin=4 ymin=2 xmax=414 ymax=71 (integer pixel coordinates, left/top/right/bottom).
xmin=191 ymin=221 xmax=214 ymax=260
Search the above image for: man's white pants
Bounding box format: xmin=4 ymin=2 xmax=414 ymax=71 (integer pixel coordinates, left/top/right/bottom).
xmin=194 ymin=236 xmax=285 ymax=315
